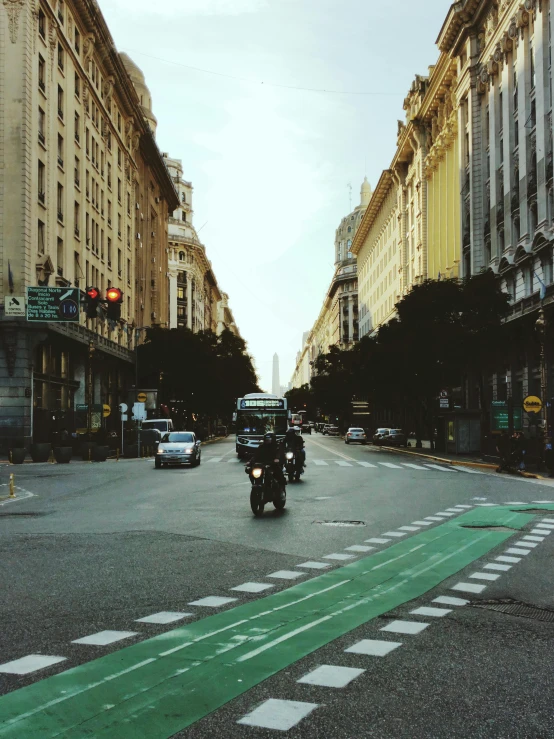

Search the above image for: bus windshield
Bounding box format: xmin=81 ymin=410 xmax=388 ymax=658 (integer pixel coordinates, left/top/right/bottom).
xmin=236 ymin=412 xmax=288 ymax=435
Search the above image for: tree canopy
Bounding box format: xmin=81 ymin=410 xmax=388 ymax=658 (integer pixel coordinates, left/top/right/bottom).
xmin=138 ymin=327 xmax=259 ymax=422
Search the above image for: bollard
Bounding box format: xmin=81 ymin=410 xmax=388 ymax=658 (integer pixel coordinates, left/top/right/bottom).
xmin=50 ymin=449 xmax=55 ymax=464
xmin=116 ymin=448 xmax=120 ymax=462
xmin=9 ymin=450 xmax=12 ymax=465
xmin=89 ymin=448 xmax=92 ymax=463
xmin=9 ymin=473 xmax=15 ymax=498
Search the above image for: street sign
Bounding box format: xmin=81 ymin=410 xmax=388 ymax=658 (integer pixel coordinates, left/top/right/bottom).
xmin=26 ymin=287 xmax=80 ymax=322
xmin=4 ymin=296 xmax=25 ymax=316
xmin=103 ymin=404 xmax=111 ymax=418
xmin=523 ymin=395 xmax=543 ymax=414
xmin=119 ymin=403 xmax=128 ymax=413
xmin=137 ymin=392 xmax=147 ymax=403
xmin=439 ymin=398 xmax=450 ymax=409
xmin=132 ymin=402 xmax=147 ymax=421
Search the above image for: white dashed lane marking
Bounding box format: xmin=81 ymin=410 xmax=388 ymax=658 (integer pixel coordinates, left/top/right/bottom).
xmin=412 ymin=520 xmax=433 ymax=526
xmin=345 ymin=639 xmax=403 ymax=657
xmin=398 ymin=525 xmax=420 ymax=532
xmin=297 ymin=665 xmax=365 ymax=688
xmin=267 ymin=570 xmax=307 ymax=580
xmin=383 ymin=531 xmax=406 ymax=538
xmin=365 ymin=537 xmax=391 ymax=544
xmin=433 ymin=596 xmax=468 ymax=606
xmin=380 ymin=620 xmax=429 ymax=635
xmin=231 ymin=582 xmax=275 ymax=593
xmin=451 ymin=582 xmax=487 ymax=594
xmin=505 ymin=547 xmax=532 ymax=556
xmin=345 ymin=545 xmax=374 ymax=553
xmin=410 ymin=607 xmax=452 ymax=618
xmin=136 ymin=612 xmax=191 ymax=624
xmin=71 ymin=631 xmax=138 ymax=646
xmin=485 ymin=563 xmax=512 ymax=572
xmin=296 ymin=561 xmax=331 ymax=570
xmin=188 ymin=596 xmax=238 ymax=608
xmin=238 ymin=699 xmax=319 ymax=731
xmin=496 ymin=555 xmax=521 ymax=563
xmin=323 ymin=553 xmax=356 ymax=561
xmin=470 ymin=572 xmax=500 ymax=581
xmin=514 ymin=540 xmax=538 ymax=548
xmin=0 ymin=655 xmax=67 ymax=675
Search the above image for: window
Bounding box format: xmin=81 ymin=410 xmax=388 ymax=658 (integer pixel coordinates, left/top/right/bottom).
xmin=58 ymin=43 xmax=64 ymax=71
xmin=57 ymin=238 xmax=64 ymax=275
xmin=75 ymin=28 xmax=80 ymax=54
xmin=74 ymin=113 xmax=80 ymax=145
xmin=127 ymin=192 xmax=131 ymax=215
xmin=107 ymin=162 xmax=112 ymax=188
xmin=38 ymin=8 xmax=45 ymax=38
xmin=177 ymin=286 xmax=185 ymax=300
xmin=58 ymin=0 xmax=64 ymax=24
xmin=86 ymin=127 xmax=90 ymax=156
xmin=524 ymin=264 xmax=533 ymax=296
xmin=127 ymin=225 xmax=131 ymax=247
xmin=117 ymin=178 xmax=122 ymax=203
xmin=38 ymin=55 xmax=45 ymax=92
xmin=57 ymin=85 xmax=64 ymax=119
xmin=118 ymin=147 xmax=122 ymax=167
xmin=74 ymin=202 xmax=80 ymax=236
xmin=127 ymin=258 xmax=131 ymax=285
xmin=107 ymin=199 xmax=112 ymax=225
xmin=75 ymin=73 xmax=80 ymax=99
xmin=117 ymin=213 xmax=122 ymax=237
xmin=530 ymin=38 xmax=536 ymax=90
xmin=57 ymin=183 xmax=64 ymax=221
xmin=181 ymin=192 xmax=186 ymax=203
xmin=179 ymin=251 xmax=185 ymax=261
xmin=38 ymin=220 xmax=45 ymax=253
xmin=57 ymin=134 xmax=64 ymax=168
xmin=86 ymin=213 xmax=90 ymax=244
xmin=117 ymin=112 xmax=121 ymax=132
xmin=117 ymin=249 xmax=122 ymax=276
xmin=74 ymin=156 xmax=80 ymax=186
xmin=181 ymin=211 xmax=187 ymax=222
xmin=107 ymin=237 xmax=112 ymax=265
xmin=38 ymin=160 xmax=45 ymax=202
xmin=38 ymin=107 xmax=45 ymax=143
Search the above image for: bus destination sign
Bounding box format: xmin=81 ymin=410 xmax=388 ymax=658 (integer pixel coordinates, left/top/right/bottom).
xmin=239 ymin=399 xmax=285 ymax=409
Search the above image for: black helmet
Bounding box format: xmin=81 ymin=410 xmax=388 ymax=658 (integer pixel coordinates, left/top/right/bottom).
xmin=263 ymin=432 xmax=276 ymax=445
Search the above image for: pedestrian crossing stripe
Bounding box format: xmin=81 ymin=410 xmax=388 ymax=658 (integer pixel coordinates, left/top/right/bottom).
xmin=207 ymin=457 xmax=485 ymax=473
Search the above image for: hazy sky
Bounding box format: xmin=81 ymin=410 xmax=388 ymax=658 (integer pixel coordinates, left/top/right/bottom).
xmin=99 ymin=0 xmax=452 ymax=391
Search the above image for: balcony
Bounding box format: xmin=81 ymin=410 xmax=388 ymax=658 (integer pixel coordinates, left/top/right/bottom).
xmin=38 ymin=191 xmax=45 ymax=204
xmin=58 ymin=59 xmax=64 ymax=73
xmin=38 ymin=132 xmax=45 ymax=144
xmin=39 ymin=80 xmax=46 ymax=93
xmin=58 ymin=108 xmax=64 ymax=120
xmin=57 ymin=156 xmax=64 ymax=168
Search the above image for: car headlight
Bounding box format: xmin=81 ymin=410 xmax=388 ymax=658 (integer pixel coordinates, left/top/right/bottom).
xmin=185 ymin=448 xmax=193 ymax=454
xmin=252 ymin=467 xmax=263 ymax=479
xmin=286 ymin=452 xmax=294 ymax=460
xmin=158 ymin=449 xmax=166 ymax=454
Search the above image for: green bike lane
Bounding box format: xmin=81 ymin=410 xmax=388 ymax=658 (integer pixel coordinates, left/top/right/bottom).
xmin=0 ymin=505 xmax=547 ymax=738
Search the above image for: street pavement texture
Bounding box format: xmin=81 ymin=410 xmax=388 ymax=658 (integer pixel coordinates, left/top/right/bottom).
xmin=1 ymin=435 xmax=554 ymax=737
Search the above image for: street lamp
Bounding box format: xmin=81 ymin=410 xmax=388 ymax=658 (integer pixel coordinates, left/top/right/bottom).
xmin=134 ymin=326 xmax=150 ymax=457
xmin=535 ymin=307 xmax=548 ymax=433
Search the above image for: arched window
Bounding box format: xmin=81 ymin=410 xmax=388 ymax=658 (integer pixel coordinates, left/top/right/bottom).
xmin=179 ymin=251 xmax=185 ymax=261
xmin=347 ymin=226 xmax=352 ymax=233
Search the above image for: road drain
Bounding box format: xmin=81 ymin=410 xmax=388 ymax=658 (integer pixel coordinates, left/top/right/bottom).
xmin=314 ymin=520 xmax=365 ymax=527
xmin=470 ymin=599 xmax=554 ymax=623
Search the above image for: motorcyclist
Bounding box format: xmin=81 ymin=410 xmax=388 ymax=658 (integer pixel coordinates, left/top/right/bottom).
xmin=246 ymin=431 xmax=287 ymax=491
xmin=285 ymin=426 xmax=306 ymax=469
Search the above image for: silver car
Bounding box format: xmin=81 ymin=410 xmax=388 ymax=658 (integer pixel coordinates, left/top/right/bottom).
xmin=345 ymin=427 xmax=367 ymax=445
xmin=155 ymin=431 xmax=201 ymax=468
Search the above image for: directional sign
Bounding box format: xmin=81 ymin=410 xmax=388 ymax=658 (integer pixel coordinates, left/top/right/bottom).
xmin=26 ymin=287 xmax=80 ymax=322
xmin=4 ymin=296 xmax=25 ymax=317
xmin=132 ymin=402 xmax=147 ymax=421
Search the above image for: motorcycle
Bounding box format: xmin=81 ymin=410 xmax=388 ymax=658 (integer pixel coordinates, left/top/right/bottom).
xmin=285 ymin=449 xmax=303 ymax=483
xmin=247 ymin=463 xmax=286 ymax=516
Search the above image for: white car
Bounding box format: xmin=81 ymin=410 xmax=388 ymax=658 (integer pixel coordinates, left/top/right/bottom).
xmin=345 ymin=428 xmax=367 ymax=445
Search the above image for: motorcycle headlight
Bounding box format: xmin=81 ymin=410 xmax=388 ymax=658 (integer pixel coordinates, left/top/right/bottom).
xmin=286 ymin=452 xmax=294 ymax=460
xmin=252 ymin=467 xmax=263 ymax=479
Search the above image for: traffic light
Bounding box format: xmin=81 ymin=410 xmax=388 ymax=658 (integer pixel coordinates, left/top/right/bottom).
xmin=106 ymin=287 xmax=123 ymax=320
xmin=85 ymin=286 xmax=100 ymax=319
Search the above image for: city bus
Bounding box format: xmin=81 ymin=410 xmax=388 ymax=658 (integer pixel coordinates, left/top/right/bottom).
xmin=235 ymin=393 xmax=289 ymax=459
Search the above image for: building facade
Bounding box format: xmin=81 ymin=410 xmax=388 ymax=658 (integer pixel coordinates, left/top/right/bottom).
xmin=0 ymin=0 xmax=177 ymax=448
xmin=163 ymin=154 xmax=224 ymax=334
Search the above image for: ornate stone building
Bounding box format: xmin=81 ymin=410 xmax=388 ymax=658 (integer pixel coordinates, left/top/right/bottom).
xmin=0 ymin=0 xmax=177 ymax=448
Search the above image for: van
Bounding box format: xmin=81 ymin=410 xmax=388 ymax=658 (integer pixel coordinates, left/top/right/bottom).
xmin=141 ymin=419 xmax=174 ymax=435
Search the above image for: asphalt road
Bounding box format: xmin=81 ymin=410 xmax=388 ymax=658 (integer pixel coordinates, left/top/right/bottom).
xmin=1 ymin=434 xmax=554 ymax=738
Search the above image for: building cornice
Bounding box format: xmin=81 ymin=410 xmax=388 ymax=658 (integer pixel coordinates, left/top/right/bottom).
xmin=436 ymin=0 xmax=486 ymax=52
xmin=351 ymin=170 xmax=394 ymax=256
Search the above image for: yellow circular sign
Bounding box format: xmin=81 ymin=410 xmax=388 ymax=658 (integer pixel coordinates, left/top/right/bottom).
xmin=137 ymin=392 xmax=147 ymax=403
xmin=103 ymin=404 xmax=111 ymax=418
xmin=523 ymin=395 xmax=542 ymax=414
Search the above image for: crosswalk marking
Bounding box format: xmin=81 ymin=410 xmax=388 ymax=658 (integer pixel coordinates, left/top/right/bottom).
xmin=314 ymin=460 xmax=329 ymax=466
xmin=401 ymin=463 xmax=427 ymax=470
xmin=335 ymin=461 xmax=352 ymax=467
xmin=454 ymin=466 xmax=483 ymax=474
xmin=379 ymin=462 xmax=403 ymax=469
xmin=357 ymin=461 xmax=378 ymax=468
xmin=207 ymin=458 xmax=223 ymax=463
xmin=424 ymin=464 xmax=457 ymax=472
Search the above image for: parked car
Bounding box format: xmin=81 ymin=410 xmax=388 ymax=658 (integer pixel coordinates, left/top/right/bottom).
xmin=372 ymin=428 xmax=391 ymax=445
xmin=383 ymin=429 xmax=408 ymax=447
xmin=155 ymin=431 xmax=201 ymax=468
xmin=345 ymin=428 xmax=367 ymax=445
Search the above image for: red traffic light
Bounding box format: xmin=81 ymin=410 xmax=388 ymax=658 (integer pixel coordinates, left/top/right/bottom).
xmin=106 ymin=287 xmax=122 ymax=303
xmin=86 ymin=287 xmax=99 ymax=300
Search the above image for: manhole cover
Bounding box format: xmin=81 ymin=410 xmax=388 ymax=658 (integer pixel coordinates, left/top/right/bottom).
xmin=470 ymin=598 xmax=554 ymax=623
xmin=314 ymin=520 xmax=365 ymax=527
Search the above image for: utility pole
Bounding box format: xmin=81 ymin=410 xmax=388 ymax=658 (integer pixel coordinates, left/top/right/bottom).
xmin=536 ymin=306 xmax=548 ymax=432
xmin=87 ymin=340 xmax=95 ymax=435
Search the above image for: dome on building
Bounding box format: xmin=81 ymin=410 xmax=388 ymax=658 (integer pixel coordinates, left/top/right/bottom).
xmin=119 ymin=53 xmax=158 ymax=137
xmin=360 ymin=176 xmax=373 ymax=207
